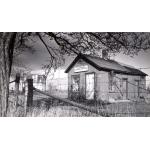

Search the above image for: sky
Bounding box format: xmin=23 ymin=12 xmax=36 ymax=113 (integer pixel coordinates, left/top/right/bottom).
xmin=115 ymin=51 xmax=150 ymax=83
xmin=16 ymin=42 xmax=150 ymax=85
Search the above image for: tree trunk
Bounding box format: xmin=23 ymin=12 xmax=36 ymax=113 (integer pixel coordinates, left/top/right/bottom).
xmin=0 ymin=38 xmax=10 ymax=116
xmin=0 ymin=33 xmax=17 ymax=116
xmin=0 ymin=70 xmax=9 ymax=116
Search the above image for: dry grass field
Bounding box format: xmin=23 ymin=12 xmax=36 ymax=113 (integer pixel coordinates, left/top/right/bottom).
xmin=7 ymin=93 xmax=150 ymax=117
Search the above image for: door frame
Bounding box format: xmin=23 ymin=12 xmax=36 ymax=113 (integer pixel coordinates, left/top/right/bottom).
xmin=85 ymin=72 xmax=96 ymax=100
xmin=71 ymin=74 xmax=80 ymax=98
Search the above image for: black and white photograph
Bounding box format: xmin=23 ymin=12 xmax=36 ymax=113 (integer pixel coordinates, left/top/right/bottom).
xmin=1 ymin=32 xmax=150 ymax=117
xmin=1 ymin=1 xmax=150 ymax=150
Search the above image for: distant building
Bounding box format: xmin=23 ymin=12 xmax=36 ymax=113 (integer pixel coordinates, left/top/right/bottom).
xmin=65 ymin=53 xmax=147 ymax=102
xmin=9 ymin=66 xmax=28 ymax=93
xmin=9 ymin=69 xmax=46 ymax=92
xmin=30 ymin=70 xmax=46 ymax=91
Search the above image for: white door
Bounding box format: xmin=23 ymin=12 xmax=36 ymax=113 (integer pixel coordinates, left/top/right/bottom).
xmin=86 ymin=73 xmax=95 ymax=100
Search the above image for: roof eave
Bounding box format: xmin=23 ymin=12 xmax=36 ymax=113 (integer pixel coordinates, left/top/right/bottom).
xmin=65 ymin=54 xmax=147 ymax=76
xmin=65 ymin=54 xmax=81 ymax=73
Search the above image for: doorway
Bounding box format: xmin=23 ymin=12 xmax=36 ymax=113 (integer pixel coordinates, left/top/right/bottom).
xmin=86 ymin=73 xmax=95 ymax=100
xmin=71 ymin=75 xmax=80 ymax=100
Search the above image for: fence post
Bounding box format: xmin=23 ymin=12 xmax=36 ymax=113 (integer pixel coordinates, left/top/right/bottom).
xmin=26 ymin=78 xmax=33 ymax=108
xmin=15 ymin=73 xmax=20 ymax=108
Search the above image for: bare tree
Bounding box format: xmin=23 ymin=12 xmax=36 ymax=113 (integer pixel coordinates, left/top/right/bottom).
xmin=0 ymin=32 xmax=150 ymax=116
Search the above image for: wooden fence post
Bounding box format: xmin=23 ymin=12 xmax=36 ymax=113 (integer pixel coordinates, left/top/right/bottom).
xmin=26 ymin=78 xmax=33 ymax=108
xmin=15 ymin=73 xmax=20 ymax=108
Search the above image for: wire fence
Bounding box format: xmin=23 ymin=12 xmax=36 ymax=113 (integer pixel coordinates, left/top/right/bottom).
xmin=31 ymin=77 xmax=150 ymax=116
xmin=32 ymin=87 xmax=150 ymax=117
xmin=7 ymin=71 xmax=150 ymax=116
xmin=8 ymin=79 xmax=150 ymax=117
xmin=9 ymin=76 xmax=150 ymax=100
xmin=46 ymin=78 xmax=149 ymax=97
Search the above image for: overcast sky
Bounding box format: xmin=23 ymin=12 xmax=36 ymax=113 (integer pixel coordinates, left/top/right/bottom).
xmin=115 ymin=51 xmax=150 ymax=73
xmin=17 ymin=43 xmax=150 ymax=85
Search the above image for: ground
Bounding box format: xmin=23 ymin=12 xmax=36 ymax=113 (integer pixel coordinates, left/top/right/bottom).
xmin=102 ymin=101 xmax=150 ymax=117
xmin=8 ymin=93 xmax=150 ymax=117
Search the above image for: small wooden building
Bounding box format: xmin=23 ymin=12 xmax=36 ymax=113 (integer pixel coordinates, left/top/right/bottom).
xmin=65 ymin=53 xmax=147 ymax=102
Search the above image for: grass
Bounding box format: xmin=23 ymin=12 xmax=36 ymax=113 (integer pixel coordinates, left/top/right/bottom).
xmin=26 ymin=106 xmax=99 ymax=117
xmin=100 ymin=101 xmax=150 ymax=117
xmin=8 ymin=94 xmax=99 ymax=117
xmin=7 ymin=94 xmax=150 ymax=117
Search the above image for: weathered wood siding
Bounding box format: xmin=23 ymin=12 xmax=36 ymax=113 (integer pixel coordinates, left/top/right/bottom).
xmin=68 ymin=58 xmax=147 ymax=102
xmin=109 ymin=74 xmax=147 ymax=101
xmin=68 ymin=58 xmax=109 ymax=101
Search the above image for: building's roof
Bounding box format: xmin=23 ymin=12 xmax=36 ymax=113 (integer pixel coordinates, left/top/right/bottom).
xmin=65 ymin=53 xmax=147 ymax=76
